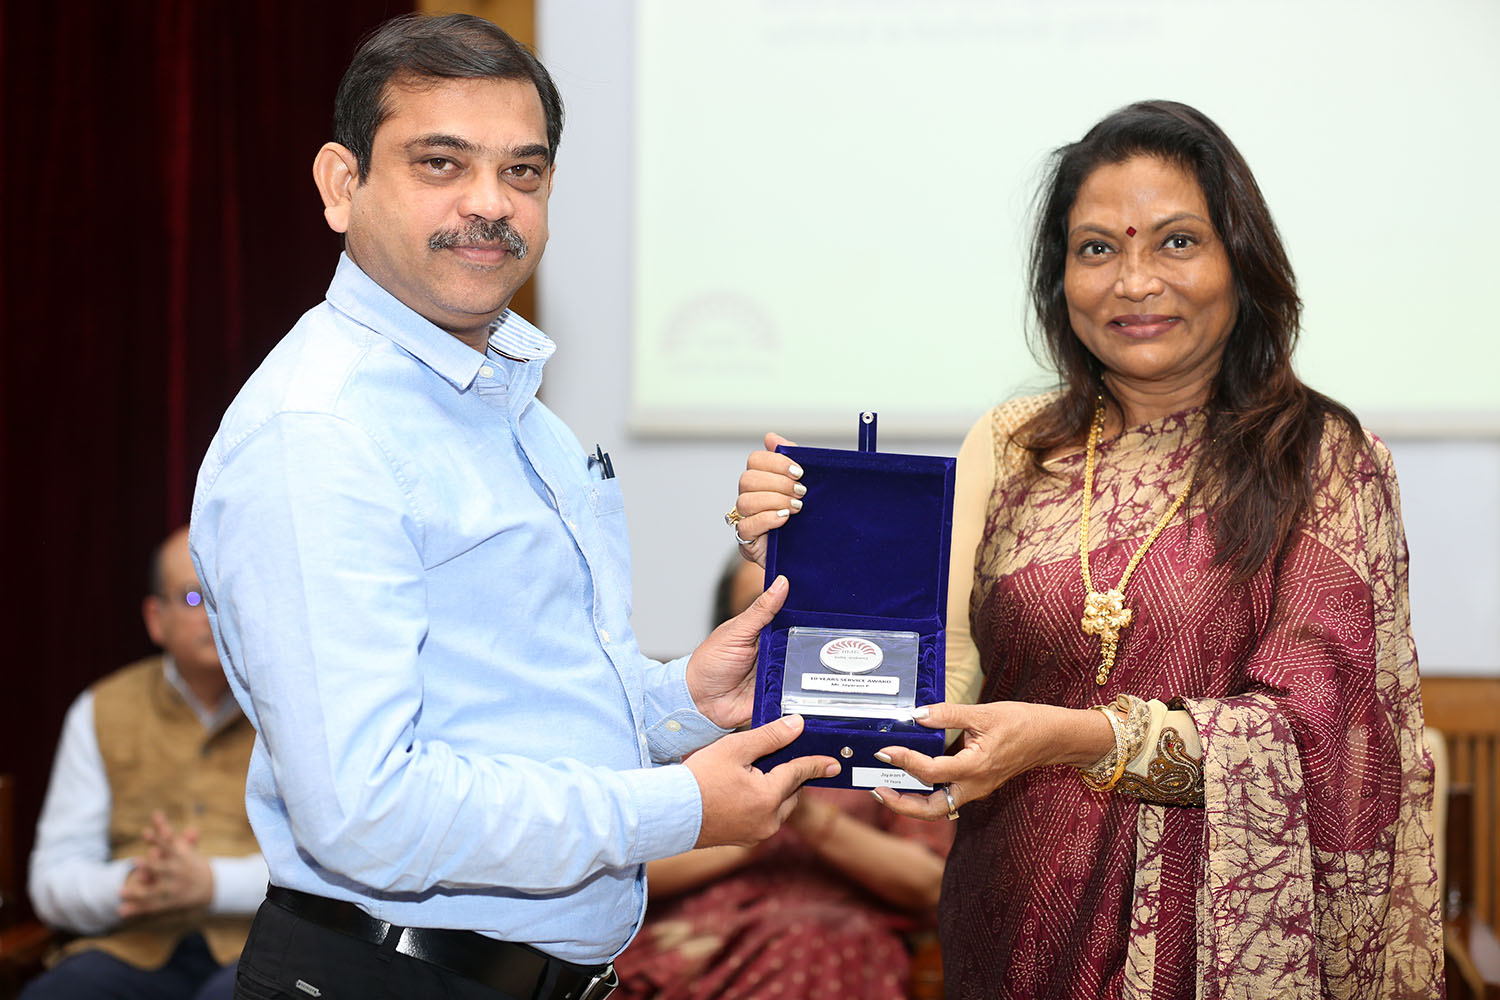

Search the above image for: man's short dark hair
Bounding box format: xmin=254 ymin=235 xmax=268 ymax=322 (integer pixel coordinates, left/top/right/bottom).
xmin=334 ymin=12 xmax=564 ymax=180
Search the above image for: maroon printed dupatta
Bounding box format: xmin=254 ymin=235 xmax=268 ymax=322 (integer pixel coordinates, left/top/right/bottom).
xmin=1134 ymin=426 xmax=1442 ymax=999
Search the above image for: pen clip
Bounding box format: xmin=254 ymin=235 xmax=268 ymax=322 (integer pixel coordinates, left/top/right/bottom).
xmin=593 ymin=444 xmax=616 ymax=480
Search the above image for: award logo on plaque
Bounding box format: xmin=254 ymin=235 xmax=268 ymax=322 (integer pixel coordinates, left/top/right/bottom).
xmin=779 ymin=627 xmax=920 ymax=719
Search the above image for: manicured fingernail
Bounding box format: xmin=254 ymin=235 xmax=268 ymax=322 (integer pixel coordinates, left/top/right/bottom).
xmin=793 ymin=483 xmax=807 ymax=497
xmin=776 ymin=509 xmax=790 ymax=519
xmin=911 ymin=707 xmax=930 ymax=720
xmin=824 ymin=762 xmax=841 ymax=776
xmin=788 ymin=462 xmax=804 ymax=478
xmin=874 ymin=751 xmax=893 ymax=764
xmin=869 ymin=789 xmax=885 ymax=803
xmin=789 ymin=498 xmax=803 ymax=511
xmin=781 ymin=713 xmax=803 ymax=729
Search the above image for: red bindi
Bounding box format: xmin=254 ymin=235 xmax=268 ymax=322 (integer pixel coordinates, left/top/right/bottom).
xmin=1125 ymin=226 xmax=1137 ymax=237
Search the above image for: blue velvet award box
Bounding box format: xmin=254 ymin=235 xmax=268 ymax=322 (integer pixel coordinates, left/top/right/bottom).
xmin=751 ymin=414 xmax=955 ymax=790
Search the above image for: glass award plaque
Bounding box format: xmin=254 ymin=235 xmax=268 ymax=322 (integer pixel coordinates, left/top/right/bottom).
xmin=779 ymin=626 xmax=920 ymax=719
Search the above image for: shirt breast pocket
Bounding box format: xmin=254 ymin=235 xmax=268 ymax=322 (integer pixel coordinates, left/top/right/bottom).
xmin=589 ymin=479 xmax=633 ymax=608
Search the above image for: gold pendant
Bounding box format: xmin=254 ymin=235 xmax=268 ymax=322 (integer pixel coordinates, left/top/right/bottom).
xmin=1081 ymin=588 xmax=1132 ymax=685
xmin=1076 ymin=398 xmax=1194 ymax=689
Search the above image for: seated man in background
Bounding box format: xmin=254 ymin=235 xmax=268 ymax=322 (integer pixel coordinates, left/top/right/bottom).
xmin=23 ymin=526 xmax=265 ymax=1000
xmin=612 ymin=558 xmax=955 ymax=1000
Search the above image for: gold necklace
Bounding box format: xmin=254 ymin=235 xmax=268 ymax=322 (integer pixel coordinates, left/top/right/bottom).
xmin=1078 ymin=400 xmax=1194 ymax=686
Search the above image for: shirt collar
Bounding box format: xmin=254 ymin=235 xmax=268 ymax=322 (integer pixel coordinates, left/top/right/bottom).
xmin=324 ymin=253 xmax=554 ymax=390
xmin=488 ymin=309 xmax=556 ymax=364
xmin=162 ymin=655 xmax=241 ymax=731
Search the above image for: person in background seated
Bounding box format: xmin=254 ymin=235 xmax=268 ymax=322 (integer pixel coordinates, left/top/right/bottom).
xmin=612 ymin=558 xmax=954 ymax=1000
xmin=24 ymin=526 xmax=265 ymax=1000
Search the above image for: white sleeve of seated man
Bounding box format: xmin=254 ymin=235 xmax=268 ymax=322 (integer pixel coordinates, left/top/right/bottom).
xmin=28 ymin=691 xmax=131 ymax=935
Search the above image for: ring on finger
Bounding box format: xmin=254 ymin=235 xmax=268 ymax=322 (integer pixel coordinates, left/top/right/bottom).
xmin=943 ymin=785 xmax=959 ymax=821
xmin=724 ymin=508 xmax=743 ymax=526
xmin=734 ymin=528 xmax=754 ymax=546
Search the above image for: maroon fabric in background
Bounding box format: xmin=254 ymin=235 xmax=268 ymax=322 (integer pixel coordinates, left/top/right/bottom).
xmin=0 ymin=0 xmax=412 ymax=917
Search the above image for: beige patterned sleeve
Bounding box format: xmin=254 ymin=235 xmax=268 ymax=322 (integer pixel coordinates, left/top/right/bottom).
xmin=945 ymin=395 xmax=1053 ymax=708
xmin=944 ymin=411 xmax=996 ymax=707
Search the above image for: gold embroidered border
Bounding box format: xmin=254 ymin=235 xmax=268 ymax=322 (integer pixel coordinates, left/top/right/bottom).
xmin=1117 ymin=726 xmax=1205 ymax=807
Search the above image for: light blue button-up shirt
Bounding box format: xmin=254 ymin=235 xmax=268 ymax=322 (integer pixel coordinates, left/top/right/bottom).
xmin=190 ymin=254 xmax=725 ymax=963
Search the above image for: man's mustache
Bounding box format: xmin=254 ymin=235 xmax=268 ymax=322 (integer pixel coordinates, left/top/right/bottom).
xmin=428 ymin=220 xmax=529 ymax=259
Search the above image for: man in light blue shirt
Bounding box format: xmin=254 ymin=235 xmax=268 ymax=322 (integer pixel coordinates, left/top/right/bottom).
xmin=189 ymin=14 xmax=836 ymax=1000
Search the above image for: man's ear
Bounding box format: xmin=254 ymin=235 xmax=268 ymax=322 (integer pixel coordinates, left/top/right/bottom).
xmin=142 ymin=595 xmax=165 ymax=647
xmin=313 ymin=142 xmax=361 ymax=234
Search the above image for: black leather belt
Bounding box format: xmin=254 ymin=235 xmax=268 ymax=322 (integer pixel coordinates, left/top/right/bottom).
xmin=266 ymin=886 xmax=616 ymax=1000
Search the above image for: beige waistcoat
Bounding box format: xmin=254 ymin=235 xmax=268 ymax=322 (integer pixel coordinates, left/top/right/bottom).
xmin=53 ymin=656 xmax=258 ymax=970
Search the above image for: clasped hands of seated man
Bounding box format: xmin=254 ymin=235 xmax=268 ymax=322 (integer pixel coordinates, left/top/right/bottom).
xmin=734 ymin=433 xmax=1113 ymax=822
xmin=117 ymin=810 xmax=216 ymax=918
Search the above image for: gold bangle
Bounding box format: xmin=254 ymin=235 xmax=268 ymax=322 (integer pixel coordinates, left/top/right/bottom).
xmin=1112 ymin=694 xmax=1151 ymax=769
xmin=1079 ymin=704 xmax=1128 ymax=792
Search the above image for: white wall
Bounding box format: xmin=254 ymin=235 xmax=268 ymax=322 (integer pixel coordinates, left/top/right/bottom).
xmin=1383 ymin=438 xmax=1500 ymax=675
xmin=536 ymin=0 xmax=1499 ymax=674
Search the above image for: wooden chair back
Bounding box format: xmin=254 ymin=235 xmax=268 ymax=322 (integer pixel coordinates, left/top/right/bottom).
xmin=1423 ymin=676 xmax=1500 ymax=930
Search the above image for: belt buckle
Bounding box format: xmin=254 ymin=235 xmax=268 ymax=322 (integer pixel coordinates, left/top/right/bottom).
xmin=573 ymin=965 xmax=617 ymax=1000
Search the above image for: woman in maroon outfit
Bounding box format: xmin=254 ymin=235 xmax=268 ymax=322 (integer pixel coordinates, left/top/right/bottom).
xmin=733 ymin=101 xmax=1441 ymax=998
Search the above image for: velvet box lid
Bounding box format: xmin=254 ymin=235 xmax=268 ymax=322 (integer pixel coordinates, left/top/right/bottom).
xmin=751 ymin=418 xmax=955 ymax=789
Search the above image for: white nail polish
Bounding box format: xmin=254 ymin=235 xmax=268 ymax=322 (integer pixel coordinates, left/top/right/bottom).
xmin=788 ymin=462 xmax=804 ymax=478
xmin=869 ymin=789 xmax=884 ymax=804
xmin=911 ymin=707 xmax=930 ymax=720
xmin=790 ymin=498 xmax=803 ymax=511
xmin=776 ymin=509 xmax=790 ymax=519
xmin=793 ymin=483 xmax=807 ymax=497
xmin=874 ymin=751 xmax=892 ymax=764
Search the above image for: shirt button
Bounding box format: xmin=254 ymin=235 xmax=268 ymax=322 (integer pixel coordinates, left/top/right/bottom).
xmin=666 ymin=720 xmax=682 ymax=732
xmin=479 ymin=365 xmax=495 ymax=378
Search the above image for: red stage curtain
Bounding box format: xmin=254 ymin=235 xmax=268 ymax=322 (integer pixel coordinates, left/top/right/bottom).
xmin=0 ymin=0 xmax=413 ymax=915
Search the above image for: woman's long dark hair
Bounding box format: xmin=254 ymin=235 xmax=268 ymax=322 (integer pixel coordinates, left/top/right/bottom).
xmin=1022 ymin=100 xmax=1364 ymax=582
